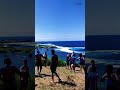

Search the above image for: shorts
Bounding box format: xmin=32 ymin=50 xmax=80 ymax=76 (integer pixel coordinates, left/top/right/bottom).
xmin=66 ymin=60 xmax=69 ymax=65
xmin=36 ymin=62 xmax=42 ymax=69
xmin=80 ymin=62 xmax=84 ymax=65
xmin=50 ymin=66 xmax=57 ymax=73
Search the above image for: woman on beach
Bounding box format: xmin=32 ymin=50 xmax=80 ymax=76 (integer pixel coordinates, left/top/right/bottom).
xmin=43 ymin=51 xmax=47 ymax=67
xmin=66 ymin=53 xmax=71 ymax=69
xmin=70 ymin=53 xmax=76 ymax=72
xmin=87 ymin=66 xmax=98 ymax=90
xmin=87 ymin=60 xmax=96 ymax=74
xmin=20 ymin=60 xmax=31 ymax=90
xmin=101 ymin=64 xmax=119 ymax=90
xmin=77 ymin=53 xmax=84 ymax=73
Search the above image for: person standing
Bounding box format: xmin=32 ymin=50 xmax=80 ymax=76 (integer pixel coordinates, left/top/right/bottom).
xmin=0 ymin=58 xmax=20 ymax=90
xmin=43 ymin=51 xmax=47 ymax=67
xmin=77 ymin=53 xmax=84 ymax=73
xmin=35 ymin=51 xmax=43 ymax=74
xmin=20 ymin=60 xmax=31 ymax=90
xmin=50 ymin=49 xmax=61 ymax=83
xmin=66 ymin=53 xmax=71 ymax=69
xmin=70 ymin=53 xmax=76 ymax=72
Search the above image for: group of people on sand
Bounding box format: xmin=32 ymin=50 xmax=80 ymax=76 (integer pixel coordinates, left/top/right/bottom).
xmin=35 ymin=49 xmax=62 ymax=83
xmin=35 ymin=49 xmax=85 ymax=83
xmin=66 ymin=52 xmax=85 ymax=73
xmin=0 ymin=58 xmax=31 ymax=90
xmin=86 ymin=60 xmax=120 ymax=90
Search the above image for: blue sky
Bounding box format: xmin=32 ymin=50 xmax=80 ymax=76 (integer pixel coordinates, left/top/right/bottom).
xmin=35 ymin=0 xmax=85 ymax=41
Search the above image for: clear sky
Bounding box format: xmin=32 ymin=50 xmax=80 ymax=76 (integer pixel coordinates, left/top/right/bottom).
xmin=35 ymin=0 xmax=85 ymax=41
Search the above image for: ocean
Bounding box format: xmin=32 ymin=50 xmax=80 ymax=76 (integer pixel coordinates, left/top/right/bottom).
xmin=35 ymin=41 xmax=85 ymax=62
xmin=86 ymin=35 xmax=120 ymax=64
xmin=85 ymin=35 xmax=120 ymax=76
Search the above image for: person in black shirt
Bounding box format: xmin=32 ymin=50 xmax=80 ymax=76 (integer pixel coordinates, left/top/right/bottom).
xmin=50 ymin=49 xmax=61 ymax=83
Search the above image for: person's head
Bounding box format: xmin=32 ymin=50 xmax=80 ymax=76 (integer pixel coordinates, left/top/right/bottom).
xmin=37 ymin=51 xmax=40 ymax=54
xmin=91 ymin=60 xmax=95 ymax=64
xmin=51 ymin=49 xmax=55 ymax=54
xmin=79 ymin=53 xmax=82 ymax=57
xmin=23 ymin=60 xmax=27 ymax=65
xmin=4 ymin=58 xmax=12 ymax=66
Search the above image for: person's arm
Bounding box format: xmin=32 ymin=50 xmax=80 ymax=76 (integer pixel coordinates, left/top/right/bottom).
xmin=87 ymin=66 xmax=90 ymax=74
xmin=102 ymin=73 xmax=107 ymax=79
xmin=13 ymin=66 xmax=21 ymax=76
xmin=112 ymin=73 xmax=119 ymax=80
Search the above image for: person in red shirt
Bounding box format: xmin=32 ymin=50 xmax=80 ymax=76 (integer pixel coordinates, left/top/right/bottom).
xmin=20 ymin=60 xmax=31 ymax=90
xmin=35 ymin=51 xmax=43 ymax=74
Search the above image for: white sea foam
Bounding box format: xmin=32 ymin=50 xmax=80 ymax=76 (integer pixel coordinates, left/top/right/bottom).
xmin=38 ymin=43 xmax=85 ymax=54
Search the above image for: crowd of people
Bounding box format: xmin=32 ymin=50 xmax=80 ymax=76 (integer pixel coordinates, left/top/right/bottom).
xmin=66 ymin=52 xmax=85 ymax=72
xmin=0 ymin=58 xmax=31 ymax=90
xmin=35 ymin=49 xmax=85 ymax=83
xmin=85 ymin=60 xmax=120 ymax=90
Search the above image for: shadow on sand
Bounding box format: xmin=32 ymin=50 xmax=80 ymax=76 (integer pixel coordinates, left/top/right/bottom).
xmin=56 ymin=81 xmax=76 ymax=87
xmin=35 ymin=74 xmax=51 ymax=78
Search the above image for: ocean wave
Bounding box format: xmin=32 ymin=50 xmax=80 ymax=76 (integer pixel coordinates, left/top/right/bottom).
xmin=38 ymin=43 xmax=85 ymax=54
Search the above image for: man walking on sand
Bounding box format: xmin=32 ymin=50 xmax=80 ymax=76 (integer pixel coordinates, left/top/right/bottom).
xmin=50 ymin=49 xmax=62 ymax=83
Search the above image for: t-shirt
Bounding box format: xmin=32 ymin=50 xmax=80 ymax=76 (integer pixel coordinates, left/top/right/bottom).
xmin=20 ymin=65 xmax=29 ymax=81
xmin=71 ymin=56 xmax=76 ymax=64
xmin=51 ymin=54 xmax=58 ymax=67
xmin=36 ymin=54 xmax=43 ymax=63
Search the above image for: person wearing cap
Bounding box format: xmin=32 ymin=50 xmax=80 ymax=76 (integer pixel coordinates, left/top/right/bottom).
xmin=0 ymin=58 xmax=20 ymax=90
xmin=20 ymin=60 xmax=31 ymax=90
xmin=50 ymin=49 xmax=61 ymax=83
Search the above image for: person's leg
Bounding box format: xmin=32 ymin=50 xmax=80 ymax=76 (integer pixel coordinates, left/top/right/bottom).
xmin=52 ymin=72 xmax=54 ymax=82
xmin=40 ymin=62 xmax=42 ymax=73
xmin=54 ymin=71 xmax=61 ymax=82
xmin=37 ymin=64 xmax=39 ymax=73
xmin=73 ymin=64 xmax=75 ymax=72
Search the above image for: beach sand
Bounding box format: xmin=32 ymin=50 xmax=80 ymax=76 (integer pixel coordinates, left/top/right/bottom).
xmin=35 ymin=66 xmax=85 ymax=90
